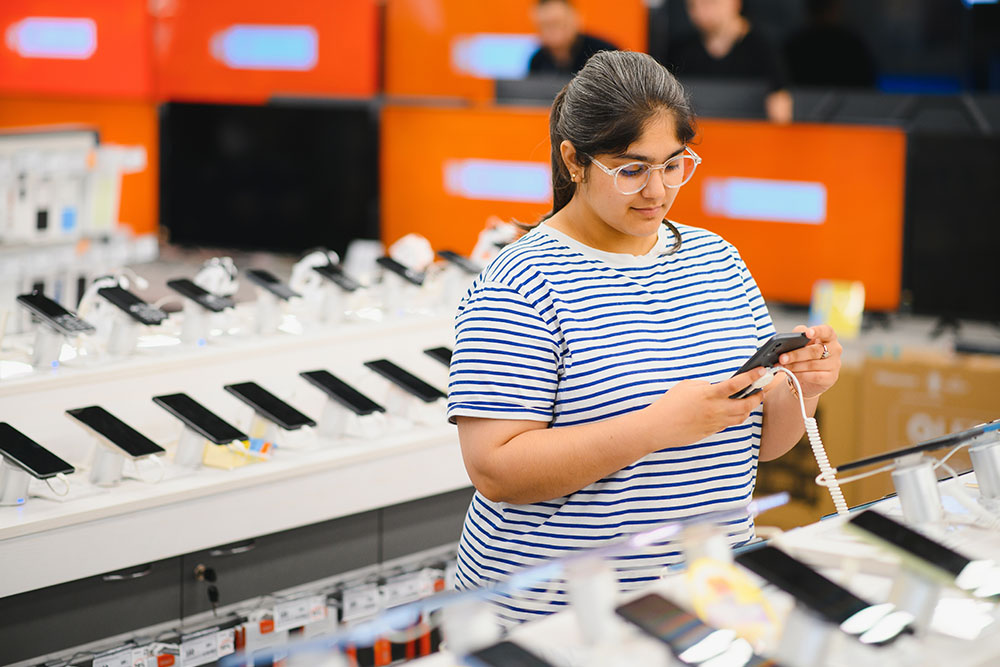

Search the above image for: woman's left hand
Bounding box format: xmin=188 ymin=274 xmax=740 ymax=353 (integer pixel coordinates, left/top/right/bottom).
xmin=777 ymin=324 xmax=842 ymax=399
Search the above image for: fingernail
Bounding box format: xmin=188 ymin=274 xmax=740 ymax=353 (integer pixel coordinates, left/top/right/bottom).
xmin=779 ymin=355 xmax=787 ymax=364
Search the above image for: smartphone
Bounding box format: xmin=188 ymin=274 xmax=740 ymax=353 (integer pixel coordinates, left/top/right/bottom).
xmin=437 ymin=250 xmax=483 ymax=275
xmin=245 ymin=268 xmax=300 ymax=301
xmin=65 ymin=406 xmax=165 ymax=458
xmin=837 ymin=419 xmax=1000 ymax=472
xmin=464 ymin=641 xmax=554 ymax=667
xmin=152 ymin=393 xmax=248 ymax=444
xmin=96 ymin=286 xmax=169 ymax=325
xmin=729 ymin=333 xmax=810 ymax=399
xmin=312 ymin=263 xmax=360 ymax=292
xmin=376 ymin=256 xmax=425 ymax=286
xmin=423 ymin=346 xmax=453 ymax=367
xmin=16 ymin=291 xmax=96 ymax=336
xmin=223 ymin=381 xmax=316 ymax=431
xmin=0 ymin=422 xmax=75 ymax=479
xmin=735 ymin=545 xmax=911 ymax=644
xmin=165 ymin=278 xmax=235 ymax=312
xmin=363 ymin=359 xmax=446 ymax=403
xmin=299 ymin=370 xmax=385 ymax=416
xmin=616 ymin=593 xmax=776 ymax=666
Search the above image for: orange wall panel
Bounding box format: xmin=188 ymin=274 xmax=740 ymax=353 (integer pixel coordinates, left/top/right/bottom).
xmin=0 ymin=96 xmax=158 ymax=237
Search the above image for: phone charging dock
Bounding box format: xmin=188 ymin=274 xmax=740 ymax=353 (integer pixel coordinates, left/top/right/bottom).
xmin=180 ymin=301 xmax=211 ymax=345
xmin=255 ymin=290 xmax=282 ymax=335
xmin=89 ymin=442 xmax=126 ymax=487
xmin=31 ymin=326 xmax=65 ymax=370
xmin=0 ymin=458 xmax=32 ymax=506
xmin=174 ymin=427 xmax=207 ymax=468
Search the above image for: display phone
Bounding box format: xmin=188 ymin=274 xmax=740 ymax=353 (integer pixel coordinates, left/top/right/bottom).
xmin=729 ymin=333 xmax=810 ymax=399
xmin=96 ymin=286 xmax=169 ymax=325
xmin=615 ymin=593 xmax=777 ymax=666
xmin=223 ymin=381 xmax=316 ymax=430
xmin=423 ymin=346 xmax=453 ymax=366
xmin=245 ymin=268 xmax=300 ymax=301
xmin=0 ymin=422 xmax=75 ymax=479
xmin=152 ymin=393 xmax=248 ymax=444
xmin=735 ymin=545 xmax=911 ymax=644
xmin=66 ymin=406 xmax=165 ymax=458
xmin=363 ymin=359 xmax=446 ymax=402
xmin=437 ymin=249 xmax=483 ymax=275
xmin=165 ymin=278 xmax=234 ymax=312
xmin=463 ymin=641 xmax=555 ymax=667
xmin=299 ymin=370 xmax=385 ymax=416
xmin=16 ymin=291 xmax=96 ymax=336
xmin=837 ymin=418 xmax=1000 ymax=472
xmin=376 ymin=256 xmax=425 ymax=286
xmin=312 ymin=263 xmax=361 ymax=292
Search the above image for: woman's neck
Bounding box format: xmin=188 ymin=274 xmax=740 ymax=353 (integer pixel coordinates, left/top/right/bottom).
xmin=545 ymin=200 xmax=658 ymax=256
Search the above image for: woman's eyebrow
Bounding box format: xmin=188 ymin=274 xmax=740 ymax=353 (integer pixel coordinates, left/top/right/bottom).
xmin=616 ymin=146 xmax=686 ymax=162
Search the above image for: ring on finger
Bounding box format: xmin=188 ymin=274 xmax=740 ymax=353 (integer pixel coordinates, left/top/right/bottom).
xmin=820 ymin=344 xmax=830 ymax=360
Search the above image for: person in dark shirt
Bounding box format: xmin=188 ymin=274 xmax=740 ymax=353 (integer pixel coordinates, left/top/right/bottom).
xmin=785 ymin=0 xmax=877 ymax=88
xmin=528 ymin=0 xmax=618 ymax=76
xmin=662 ymin=0 xmax=793 ymax=123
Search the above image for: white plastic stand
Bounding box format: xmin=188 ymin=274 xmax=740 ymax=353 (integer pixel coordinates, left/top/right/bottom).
xmin=969 ymin=437 xmax=1000 ymax=510
xmin=318 ymin=399 xmax=353 ymax=439
xmin=31 ymin=326 xmax=64 ymax=369
xmin=681 ymin=522 xmax=734 ymax=564
xmin=248 ymin=413 xmax=281 ymax=445
xmin=174 ymin=426 xmax=207 ymax=468
xmin=774 ymin=605 xmax=836 ymax=667
xmin=381 ymin=273 xmax=407 ymax=318
xmin=180 ymin=300 xmax=210 ymax=345
xmin=440 ymin=597 xmax=501 ymax=656
xmin=384 ymin=385 xmax=421 ymax=421
xmin=566 ymin=558 xmax=619 ymax=645
xmin=0 ymin=458 xmax=31 ymax=506
xmin=320 ymin=284 xmax=346 ymax=323
xmin=255 ymin=290 xmax=282 ymax=335
xmin=888 ymin=566 xmax=941 ymax=635
xmin=89 ymin=442 xmax=125 ymax=487
xmin=106 ymin=312 xmax=139 ymax=357
xmin=891 ymin=454 xmax=944 ymax=524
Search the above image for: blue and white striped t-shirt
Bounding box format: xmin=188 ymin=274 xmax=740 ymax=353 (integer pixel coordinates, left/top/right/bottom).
xmin=446 ymin=221 xmax=775 ymax=625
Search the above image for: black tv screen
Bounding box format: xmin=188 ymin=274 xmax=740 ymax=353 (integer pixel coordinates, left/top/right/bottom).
xmin=159 ymin=101 xmax=379 ymax=256
xmin=902 ymin=132 xmax=1000 ymax=322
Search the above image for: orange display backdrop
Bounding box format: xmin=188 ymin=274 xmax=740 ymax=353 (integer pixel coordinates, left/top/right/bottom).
xmin=0 ymin=0 xmax=153 ymax=99
xmin=385 ymin=0 xmax=647 ymax=101
xmin=153 ymin=0 xmax=378 ymax=104
xmin=0 ymin=96 xmax=158 ymax=237
xmin=670 ymin=120 xmax=906 ymax=310
xmin=381 ymin=105 xmax=551 ymax=253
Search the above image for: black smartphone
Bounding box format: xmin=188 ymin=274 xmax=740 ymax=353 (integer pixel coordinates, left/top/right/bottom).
xmin=616 ymin=593 xmax=776 ymax=666
xmin=223 ymin=381 xmax=316 ymax=430
xmin=312 ymin=263 xmax=360 ymax=292
xmin=376 ymin=256 xmax=425 ymax=286
xmin=464 ymin=641 xmax=555 ymax=667
xmin=245 ymin=268 xmax=300 ymax=301
xmin=837 ymin=419 xmax=1000 ymax=472
xmin=437 ymin=249 xmax=483 ymax=275
xmin=299 ymin=370 xmax=385 ymax=416
xmin=96 ymin=286 xmax=169 ymax=325
xmin=729 ymin=333 xmax=810 ymax=399
xmin=165 ymin=278 xmax=235 ymax=312
xmin=16 ymin=291 xmax=96 ymax=336
xmin=152 ymin=393 xmax=248 ymax=444
xmin=0 ymin=422 xmax=75 ymax=479
xmin=735 ymin=545 xmax=910 ymax=644
xmin=66 ymin=406 xmax=165 ymax=458
xmin=363 ymin=359 xmax=446 ymax=403
xmin=423 ymin=346 xmax=453 ymax=366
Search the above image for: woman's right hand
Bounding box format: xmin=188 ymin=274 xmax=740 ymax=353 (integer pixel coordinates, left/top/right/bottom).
xmin=643 ymin=368 xmax=771 ymax=447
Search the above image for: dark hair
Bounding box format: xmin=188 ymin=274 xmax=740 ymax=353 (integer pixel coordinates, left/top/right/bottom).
xmin=546 ymin=50 xmax=696 ymax=218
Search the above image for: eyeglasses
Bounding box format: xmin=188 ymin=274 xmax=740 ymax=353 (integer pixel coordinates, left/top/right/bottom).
xmin=587 ymin=147 xmax=702 ymax=195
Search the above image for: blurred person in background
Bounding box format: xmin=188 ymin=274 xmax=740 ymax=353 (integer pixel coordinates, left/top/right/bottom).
xmin=661 ymin=0 xmax=793 ymax=123
xmin=785 ymin=0 xmax=877 ymax=88
xmin=528 ymin=0 xmax=618 ymax=76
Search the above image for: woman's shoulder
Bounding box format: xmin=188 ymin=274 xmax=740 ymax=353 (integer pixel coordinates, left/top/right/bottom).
xmin=478 ymin=225 xmax=578 ymax=285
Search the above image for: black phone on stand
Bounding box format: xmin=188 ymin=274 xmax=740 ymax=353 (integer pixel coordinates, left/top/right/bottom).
xmin=363 ymin=359 xmax=446 ymax=402
xmin=423 ymin=346 xmax=453 ymax=366
xmin=0 ymin=423 xmax=75 ymax=478
xmin=312 ymin=263 xmax=361 ymax=292
xmin=223 ymin=382 xmax=315 ymax=430
xmin=66 ymin=406 xmax=165 ymax=458
xmin=152 ymin=393 xmax=248 ymax=444
xmin=165 ymin=278 xmax=234 ymax=312
xmin=245 ymin=269 xmax=300 ymax=301
xmin=376 ymin=256 xmax=424 ymax=286
xmin=16 ymin=292 xmax=96 ymax=336
xmin=299 ymin=370 xmax=385 ymax=416
xmin=437 ymin=250 xmax=483 ymax=275
xmin=464 ymin=641 xmax=555 ymax=667
xmin=729 ymin=333 xmax=810 ymax=399
xmin=96 ymin=286 xmax=169 ymax=325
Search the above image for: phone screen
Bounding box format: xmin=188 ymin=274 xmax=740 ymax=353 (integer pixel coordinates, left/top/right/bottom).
xmin=66 ymin=406 xmax=165 ymax=458
xmin=848 ymin=510 xmax=970 ymax=577
xmin=437 ymin=250 xmax=483 ymax=275
xmin=299 ymin=370 xmax=385 ymax=416
xmin=0 ymin=422 xmax=75 ymax=478
xmin=245 ymin=269 xmax=299 ymax=301
xmin=312 ymin=263 xmax=360 ymax=292
xmin=465 ymin=641 xmax=554 ymax=667
xmin=97 ymin=286 xmax=168 ymax=325
xmin=363 ymin=359 xmax=446 ymax=403
xmin=423 ymin=346 xmax=453 ymax=366
xmin=16 ymin=292 xmax=96 ymax=335
xmin=152 ymin=393 xmax=247 ymax=444
xmin=165 ymin=279 xmax=234 ymax=312
xmin=223 ymin=382 xmax=315 ymax=430
xmin=376 ymin=256 xmax=425 ymax=286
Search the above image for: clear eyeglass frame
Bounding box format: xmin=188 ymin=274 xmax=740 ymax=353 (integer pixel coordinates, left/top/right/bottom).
xmin=587 ymin=146 xmax=703 ymax=195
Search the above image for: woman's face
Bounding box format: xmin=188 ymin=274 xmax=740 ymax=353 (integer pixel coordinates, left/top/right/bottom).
xmin=571 ymin=111 xmax=685 ymax=248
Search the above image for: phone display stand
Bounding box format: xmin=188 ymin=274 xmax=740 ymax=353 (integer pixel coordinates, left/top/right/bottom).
xmin=384 ymin=384 xmax=422 ymax=422
xmin=174 ymin=426 xmax=207 ymax=468
xmin=254 ymin=289 xmax=282 ymax=335
xmin=318 ymin=399 xmax=352 ymax=439
xmin=680 ymin=522 xmax=734 ymax=564
xmin=888 ymin=566 xmax=941 ymax=635
xmin=31 ymin=326 xmax=65 ymax=369
xmin=440 ymin=597 xmax=501 ymax=656
xmin=180 ymin=300 xmax=210 ymax=345
xmin=774 ymin=604 xmax=836 ymax=667
xmin=248 ymin=413 xmax=281 ymax=446
xmin=89 ymin=440 xmax=126 ymax=487
xmin=320 ymin=284 xmax=346 ymax=323
xmin=381 ymin=273 xmax=408 ymax=317
xmin=0 ymin=458 xmax=31 ymax=506
xmin=565 ymin=558 xmax=619 ymax=646
xmin=106 ymin=311 xmax=139 ymax=357
xmin=890 ymin=454 xmax=944 ymax=524
xmin=969 ymin=435 xmax=1000 ymax=512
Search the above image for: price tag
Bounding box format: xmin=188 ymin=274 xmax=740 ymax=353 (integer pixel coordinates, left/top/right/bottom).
xmin=217 ymin=628 xmax=235 ymax=657
xmin=274 ymin=596 xmax=312 ymax=632
xmin=93 ymin=647 xmax=132 ymax=667
xmin=180 ymin=628 xmax=218 ymax=667
xmin=131 ymin=647 xmax=148 ymax=667
xmin=342 ymin=583 xmax=380 ymax=623
xmin=381 ymin=572 xmax=427 ymax=609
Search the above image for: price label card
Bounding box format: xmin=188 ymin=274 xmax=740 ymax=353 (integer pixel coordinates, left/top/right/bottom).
xmin=381 ymin=572 xmax=426 ymax=609
xmin=180 ymin=628 xmax=218 ymax=667
xmin=93 ymin=647 xmax=132 ymax=667
xmin=342 ymin=583 xmax=380 ymax=623
xmin=217 ymin=628 xmax=235 ymax=657
xmin=274 ymin=597 xmax=312 ymax=632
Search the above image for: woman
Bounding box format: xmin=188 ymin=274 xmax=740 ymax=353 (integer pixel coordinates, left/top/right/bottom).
xmin=447 ymin=50 xmax=841 ymax=625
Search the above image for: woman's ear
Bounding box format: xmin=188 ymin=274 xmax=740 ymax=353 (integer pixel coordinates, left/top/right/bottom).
xmin=559 ymin=140 xmax=583 ymax=183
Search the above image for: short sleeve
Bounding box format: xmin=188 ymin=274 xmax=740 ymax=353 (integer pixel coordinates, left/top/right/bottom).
xmin=729 ymin=244 xmax=775 ymax=344
xmin=447 ymin=280 xmax=560 ymax=424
